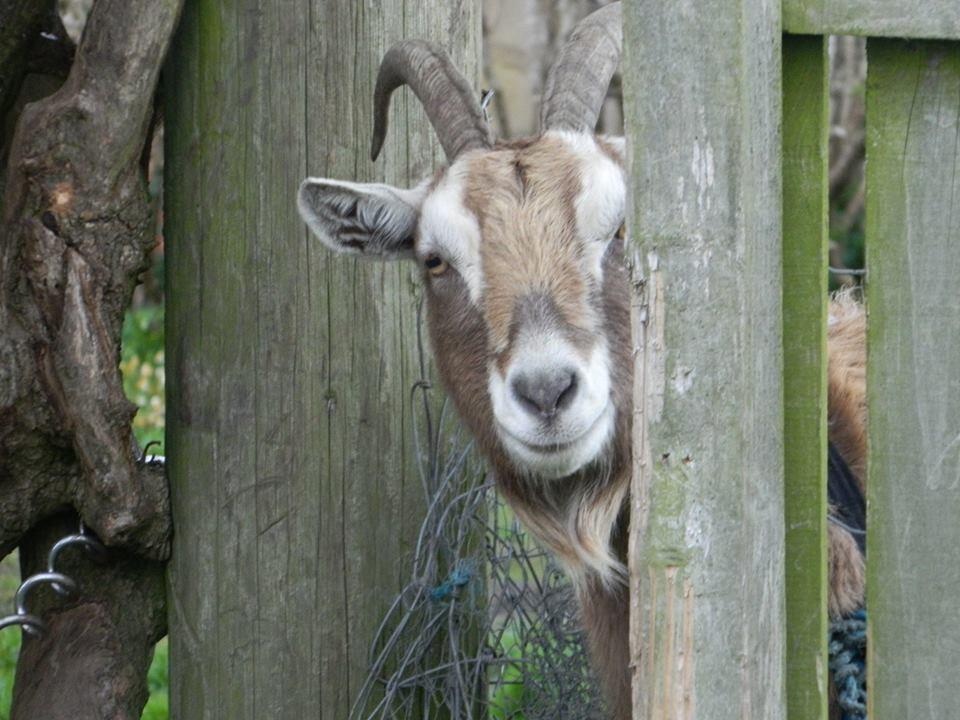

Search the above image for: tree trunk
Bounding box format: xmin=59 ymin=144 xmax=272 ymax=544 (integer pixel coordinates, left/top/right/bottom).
xmin=164 ymin=2 xmax=481 ymax=718
xmin=11 ymin=514 xmax=166 ymax=720
xmin=0 ymin=0 xmax=182 ymax=716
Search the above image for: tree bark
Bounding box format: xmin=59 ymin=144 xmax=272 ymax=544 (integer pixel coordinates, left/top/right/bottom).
xmin=0 ymin=0 xmax=183 ymax=716
xmin=0 ymin=2 xmax=72 ymax=216
xmin=0 ymin=0 xmax=181 ymax=560
xmin=11 ymin=514 xmax=166 ymax=720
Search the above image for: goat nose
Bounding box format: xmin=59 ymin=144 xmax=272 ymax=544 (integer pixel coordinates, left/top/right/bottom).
xmin=511 ymin=368 xmax=578 ymax=418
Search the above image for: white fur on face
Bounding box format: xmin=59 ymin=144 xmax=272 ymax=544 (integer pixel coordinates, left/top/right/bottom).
xmin=489 ymin=333 xmax=615 ymax=479
xmin=547 ymin=130 xmax=627 ymax=279
xmin=416 ymin=160 xmax=484 ymax=304
xmin=482 ymin=132 xmax=622 ymax=479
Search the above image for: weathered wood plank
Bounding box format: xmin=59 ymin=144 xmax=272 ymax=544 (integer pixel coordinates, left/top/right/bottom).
xmin=783 ymin=0 xmax=960 ymax=40
xmin=164 ymin=2 xmax=482 ymax=718
xmin=865 ymin=39 xmax=960 ymax=720
xmin=782 ymin=34 xmax=830 ymax=720
xmin=622 ymin=1 xmax=785 ymax=717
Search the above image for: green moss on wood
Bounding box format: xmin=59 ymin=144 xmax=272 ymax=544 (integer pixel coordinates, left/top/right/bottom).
xmin=782 ymin=34 xmax=830 ymax=720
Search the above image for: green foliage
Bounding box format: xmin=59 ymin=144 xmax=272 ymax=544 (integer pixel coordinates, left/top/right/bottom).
xmin=0 ymin=555 xmax=20 ymax=720
xmin=0 ymin=627 xmax=19 ymax=720
xmin=142 ymin=639 xmax=169 ymax=720
xmin=829 ymin=178 xmax=866 ymax=293
xmin=121 ymin=305 xmax=166 ymax=452
xmin=488 ymin=627 xmax=527 ymax=719
xmin=122 ymin=304 xmax=170 ymax=718
xmin=487 ymin=623 xmax=590 ymax=719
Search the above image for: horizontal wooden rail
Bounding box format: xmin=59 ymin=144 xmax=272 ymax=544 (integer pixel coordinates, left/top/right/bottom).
xmin=783 ymin=0 xmax=960 ymax=40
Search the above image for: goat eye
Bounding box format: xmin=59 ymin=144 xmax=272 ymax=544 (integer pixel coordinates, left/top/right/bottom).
xmin=424 ymin=254 xmax=448 ymax=276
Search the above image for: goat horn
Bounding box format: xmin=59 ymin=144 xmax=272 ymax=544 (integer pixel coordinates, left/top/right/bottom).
xmin=540 ymin=2 xmax=622 ymax=133
xmin=371 ymin=40 xmax=492 ymax=162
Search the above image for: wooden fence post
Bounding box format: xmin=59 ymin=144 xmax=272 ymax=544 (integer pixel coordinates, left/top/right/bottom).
xmin=164 ymin=2 xmax=481 ymax=717
xmin=622 ymin=1 xmax=786 ymax=717
xmin=865 ymin=38 xmax=960 ymax=718
xmin=781 ymin=34 xmax=830 ymax=720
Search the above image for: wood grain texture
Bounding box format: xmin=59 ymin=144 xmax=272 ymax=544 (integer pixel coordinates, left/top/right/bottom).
xmin=865 ymin=39 xmax=960 ymax=720
xmin=783 ymin=0 xmax=960 ymax=40
xmin=781 ymin=34 xmax=830 ymax=720
xmin=622 ymin=0 xmax=785 ymax=717
xmin=164 ymin=2 xmax=481 ymax=718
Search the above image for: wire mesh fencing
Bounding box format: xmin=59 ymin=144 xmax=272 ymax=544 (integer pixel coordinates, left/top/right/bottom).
xmin=349 ymin=370 xmax=603 ymax=720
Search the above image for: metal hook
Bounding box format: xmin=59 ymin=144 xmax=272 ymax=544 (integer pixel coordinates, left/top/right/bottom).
xmin=14 ymin=572 xmax=76 ymax=637
xmin=48 ymin=533 xmax=106 ymax=594
xmin=0 ymin=612 xmax=45 ymax=635
xmin=1 ymin=520 xmax=106 ymax=637
xmin=140 ymin=440 xmax=165 ymax=464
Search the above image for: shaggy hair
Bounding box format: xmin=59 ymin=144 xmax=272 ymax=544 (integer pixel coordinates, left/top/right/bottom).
xmin=827 ymin=292 xmax=867 ymax=617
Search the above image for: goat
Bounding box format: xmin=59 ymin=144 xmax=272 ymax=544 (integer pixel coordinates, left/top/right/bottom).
xmin=297 ymin=4 xmax=865 ymax=717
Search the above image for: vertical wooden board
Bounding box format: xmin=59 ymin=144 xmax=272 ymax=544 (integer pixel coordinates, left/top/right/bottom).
xmin=783 ymin=0 xmax=960 ymax=40
xmin=781 ymin=34 xmax=830 ymax=720
xmin=865 ymin=39 xmax=960 ymax=720
xmin=622 ymin=1 xmax=785 ymax=717
xmin=165 ymin=2 xmax=482 ymax=718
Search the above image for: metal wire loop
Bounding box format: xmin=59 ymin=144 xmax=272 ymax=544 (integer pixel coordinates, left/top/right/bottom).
xmin=0 ymin=612 xmax=46 ymax=635
xmin=48 ymin=532 xmax=106 ymax=593
xmin=1 ymin=520 xmax=106 ymax=637
xmin=14 ymin=572 xmax=76 ymax=636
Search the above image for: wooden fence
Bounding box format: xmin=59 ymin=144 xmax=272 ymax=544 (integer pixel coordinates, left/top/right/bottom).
xmin=165 ymin=1 xmax=959 ymax=718
xmin=164 ymin=2 xmax=482 ymax=718
xmin=623 ymin=2 xmax=960 ymax=718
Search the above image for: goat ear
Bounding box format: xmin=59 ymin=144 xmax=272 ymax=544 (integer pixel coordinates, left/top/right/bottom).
xmin=297 ymin=177 xmax=427 ymax=259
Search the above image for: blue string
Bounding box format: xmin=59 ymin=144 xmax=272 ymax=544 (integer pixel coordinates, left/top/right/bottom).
xmin=430 ymin=560 xmax=476 ymax=602
xmin=829 ymin=608 xmax=867 ymax=720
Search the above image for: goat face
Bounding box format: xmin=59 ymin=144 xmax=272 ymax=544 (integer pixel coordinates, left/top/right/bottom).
xmin=299 ymin=131 xmax=629 ymax=481
xmin=299 ymin=7 xmax=628 ymax=585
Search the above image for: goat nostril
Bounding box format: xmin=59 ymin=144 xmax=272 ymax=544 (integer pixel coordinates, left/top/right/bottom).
xmin=555 ymin=372 xmax=577 ymax=411
xmin=511 ymin=368 xmax=578 ymax=418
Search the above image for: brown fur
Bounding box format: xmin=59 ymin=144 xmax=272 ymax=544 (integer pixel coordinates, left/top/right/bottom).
xmin=579 ymin=574 xmax=631 ymax=720
xmin=826 ymin=291 xmax=868 ymax=617
xmin=463 ymin=137 xmax=596 ymax=362
xmin=418 ymin=136 xmax=866 ymax=720
xmin=828 ymin=291 xmax=868 ymax=486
